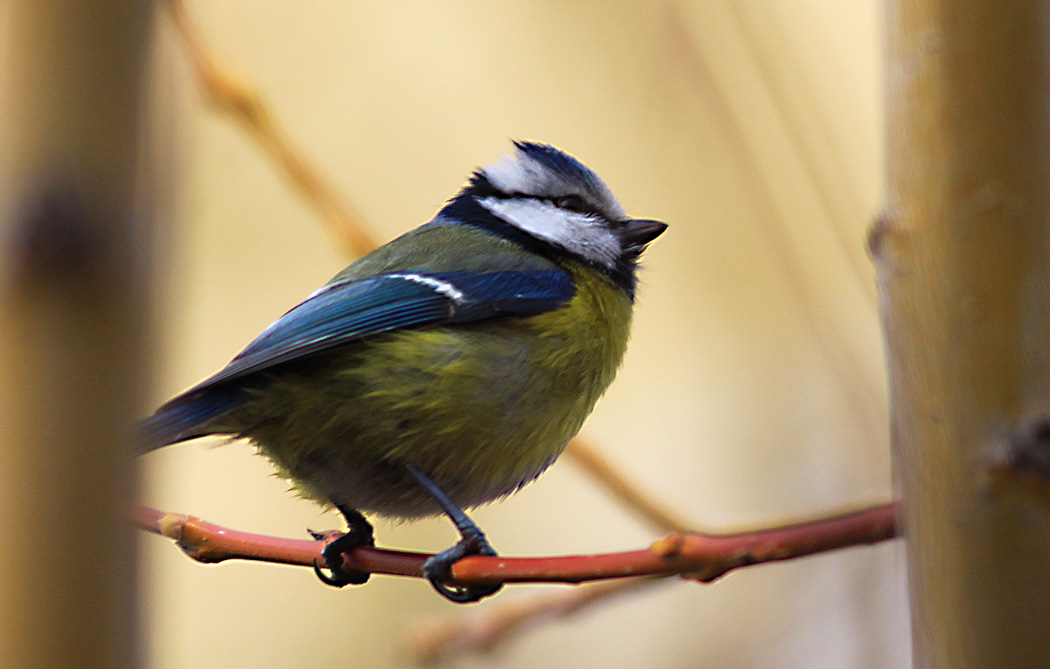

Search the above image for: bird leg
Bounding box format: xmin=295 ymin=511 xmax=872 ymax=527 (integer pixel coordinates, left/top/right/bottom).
xmin=311 ymin=504 xmax=374 ymax=587
xmin=405 ymin=463 xmax=504 ymax=603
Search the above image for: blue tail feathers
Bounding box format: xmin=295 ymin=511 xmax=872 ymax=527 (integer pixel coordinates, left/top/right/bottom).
xmin=137 ymin=385 xmax=249 ymax=453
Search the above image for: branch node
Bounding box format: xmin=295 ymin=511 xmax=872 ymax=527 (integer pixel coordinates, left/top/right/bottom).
xmin=156 ymin=512 xmax=190 ymax=541
xmin=649 ymin=532 xmax=687 ymax=559
xmin=997 ymin=416 xmax=1050 ymax=484
xmin=867 ymin=210 xmax=899 ymax=262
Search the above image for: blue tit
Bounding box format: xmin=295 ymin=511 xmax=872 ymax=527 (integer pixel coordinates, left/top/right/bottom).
xmin=140 ymin=141 xmax=666 ymax=602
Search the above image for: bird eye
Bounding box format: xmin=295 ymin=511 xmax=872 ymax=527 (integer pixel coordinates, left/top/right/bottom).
xmin=553 ymin=194 xmax=589 ymax=213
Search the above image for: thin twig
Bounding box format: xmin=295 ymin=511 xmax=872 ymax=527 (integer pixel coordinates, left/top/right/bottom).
xmin=405 ymin=496 xmax=900 ymax=658
xmin=661 ymin=4 xmax=885 ymax=442
xmin=163 ymin=0 xmax=376 ymax=258
xmin=565 ymin=438 xmax=694 ymax=533
xmin=408 ymin=577 xmax=668 ymax=663
xmin=133 ymin=501 xmax=898 ymax=587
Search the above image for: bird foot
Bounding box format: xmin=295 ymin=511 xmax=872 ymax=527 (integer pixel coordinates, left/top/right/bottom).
xmin=423 ymin=528 xmax=503 ymax=603
xmin=310 ymin=521 xmax=374 ymax=587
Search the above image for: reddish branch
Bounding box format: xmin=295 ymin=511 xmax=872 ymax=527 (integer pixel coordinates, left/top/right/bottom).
xmin=132 ymin=501 xmax=898 ymax=586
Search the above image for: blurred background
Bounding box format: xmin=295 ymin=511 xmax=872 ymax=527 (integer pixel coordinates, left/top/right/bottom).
xmin=129 ymin=1 xmax=902 ymax=666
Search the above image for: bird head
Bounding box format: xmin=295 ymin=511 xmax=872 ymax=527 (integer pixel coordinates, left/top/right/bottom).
xmin=440 ymin=141 xmax=666 ymax=298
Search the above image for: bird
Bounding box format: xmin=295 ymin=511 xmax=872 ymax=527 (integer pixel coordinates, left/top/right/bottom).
xmin=139 ymin=141 xmax=666 ymax=602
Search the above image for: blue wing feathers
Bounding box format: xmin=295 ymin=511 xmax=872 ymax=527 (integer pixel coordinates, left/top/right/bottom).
xmin=449 ymin=270 xmax=573 ymax=313
xmin=140 ymin=268 xmax=573 ymax=450
xmin=204 ymin=269 xmax=573 ymax=388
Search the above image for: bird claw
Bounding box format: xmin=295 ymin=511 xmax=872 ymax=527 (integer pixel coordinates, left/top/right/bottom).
xmin=423 ymin=529 xmax=503 ymax=603
xmin=310 ymin=524 xmax=374 ymax=588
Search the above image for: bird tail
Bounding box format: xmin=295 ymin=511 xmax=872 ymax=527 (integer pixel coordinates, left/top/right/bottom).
xmin=136 ymin=385 xmax=249 ymax=453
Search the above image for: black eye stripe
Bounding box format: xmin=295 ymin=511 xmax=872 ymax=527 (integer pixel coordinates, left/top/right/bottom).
xmin=548 ymin=194 xmax=599 ymax=217
xmin=496 ymin=191 xmax=606 ymax=219
xmin=552 ymin=194 xmax=588 ymax=213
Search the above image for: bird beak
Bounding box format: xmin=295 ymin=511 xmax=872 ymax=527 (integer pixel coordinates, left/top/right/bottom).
xmin=619 ymin=218 xmax=668 ymax=249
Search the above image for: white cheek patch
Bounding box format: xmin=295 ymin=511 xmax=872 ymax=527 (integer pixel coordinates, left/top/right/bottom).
xmin=478 ymin=196 xmax=620 ymax=270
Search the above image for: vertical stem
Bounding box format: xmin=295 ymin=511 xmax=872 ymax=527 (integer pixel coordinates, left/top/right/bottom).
xmin=880 ymin=2 xmax=1050 ymax=666
xmin=0 ymin=2 xmax=155 ymax=666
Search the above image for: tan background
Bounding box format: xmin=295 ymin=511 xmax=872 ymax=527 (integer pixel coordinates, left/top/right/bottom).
xmin=137 ymin=1 xmax=903 ymax=666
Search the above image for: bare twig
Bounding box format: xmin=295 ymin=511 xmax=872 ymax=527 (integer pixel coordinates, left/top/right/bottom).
xmin=408 ymin=577 xmax=668 ymax=663
xmin=661 ymin=4 xmax=884 ymax=442
xmin=163 ymin=0 xmax=376 ymax=258
xmin=565 ymin=438 xmax=694 ymax=533
xmin=133 ymin=501 xmax=898 ymax=587
xmin=401 ymin=496 xmax=900 ymax=657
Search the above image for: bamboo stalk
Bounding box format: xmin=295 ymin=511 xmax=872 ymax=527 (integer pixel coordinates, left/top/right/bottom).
xmin=879 ymin=2 xmax=1050 ymax=665
xmin=0 ymin=2 xmax=156 ymax=665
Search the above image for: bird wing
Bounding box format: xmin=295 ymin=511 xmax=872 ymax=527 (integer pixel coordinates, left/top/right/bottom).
xmin=185 ymin=268 xmax=575 ymax=393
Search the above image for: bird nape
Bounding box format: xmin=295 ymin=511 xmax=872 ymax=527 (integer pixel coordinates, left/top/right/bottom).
xmin=139 ymin=141 xmax=666 ymax=603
